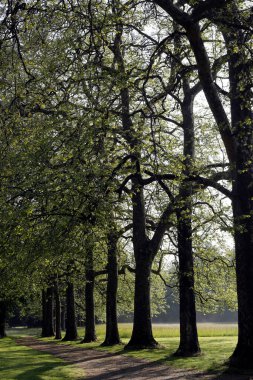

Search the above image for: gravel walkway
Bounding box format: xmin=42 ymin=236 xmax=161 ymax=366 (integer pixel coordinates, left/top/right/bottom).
xmin=16 ymin=337 xmax=251 ymax=380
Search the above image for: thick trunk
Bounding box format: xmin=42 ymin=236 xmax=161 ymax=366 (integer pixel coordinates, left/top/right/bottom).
xmin=175 ymin=83 xmax=200 ymax=357
xmin=153 ymin=0 xmax=253 ymax=367
xmin=54 ymin=281 xmax=62 ymax=340
xmin=41 ymin=287 xmax=55 ymax=337
xmin=125 ymin=166 xmax=159 ymax=349
xmin=82 ymin=249 xmax=97 ymax=343
xmin=230 ymin=171 xmax=253 ymax=368
xmin=223 ymin=24 xmax=253 ymax=368
xmin=61 ymin=306 xmax=66 ymax=331
xmin=125 ymin=254 xmax=158 ymax=349
xmin=102 ymin=231 xmax=121 ymax=346
xmin=63 ymin=282 xmax=78 ymax=341
xmin=113 ymin=18 xmax=162 ymax=350
xmin=175 ymin=206 xmax=200 ymax=356
xmin=0 ymin=301 xmax=7 ymax=338
xmin=41 ymin=290 xmax=46 ymax=336
xmin=186 ymin=8 xmax=253 ymax=366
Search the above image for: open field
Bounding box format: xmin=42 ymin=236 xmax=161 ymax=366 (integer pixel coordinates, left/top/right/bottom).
xmin=0 ymin=337 xmax=85 ymax=380
xmin=6 ymin=323 xmax=239 ymax=373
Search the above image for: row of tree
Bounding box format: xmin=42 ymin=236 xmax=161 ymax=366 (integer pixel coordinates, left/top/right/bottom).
xmin=0 ymin=0 xmax=252 ymax=369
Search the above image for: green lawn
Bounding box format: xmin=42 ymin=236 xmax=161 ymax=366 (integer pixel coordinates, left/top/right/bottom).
xmin=76 ymin=323 xmax=238 ymax=372
xmin=0 ymin=337 xmax=84 ymax=380
xmin=7 ymin=323 xmax=239 ymax=373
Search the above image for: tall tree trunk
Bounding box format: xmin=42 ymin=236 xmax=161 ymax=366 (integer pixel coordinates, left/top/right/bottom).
xmin=61 ymin=306 xmax=66 ymax=331
xmin=230 ymin=175 xmax=253 ymax=368
xmin=0 ymin=301 xmax=7 ymax=338
xmin=223 ymin=21 xmax=253 ymax=368
xmin=101 ymin=230 xmax=121 ymax=346
xmin=125 ymin=251 xmax=158 ymax=348
xmin=112 ymin=13 xmax=155 ymax=349
xmin=112 ymin=9 xmax=169 ymax=349
xmin=41 ymin=287 xmax=55 ymax=337
xmin=41 ymin=289 xmax=46 ymax=336
xmin=63 ymin=282 xmax=78 ymax=341
xmin=176 ymin=204 xmax=200 ymax=356
xmin=175 ymin=81 xmax=200 ymax=357
xmin=54 ymin=280 xmax=62 ymax=340
xmin=82 ymin=249 xmax=97 ymax=343
xmin=155 ymin=2 xmax=253 ymax=366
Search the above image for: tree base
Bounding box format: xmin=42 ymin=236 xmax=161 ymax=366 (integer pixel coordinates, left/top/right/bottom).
xmin=62 ymin=335 xmax=78 ymax=341
xmin=124 ymin=338 xmax=160 ymax=350
xmin=229 ymin=344 xmax=253 ymax=369
xmin=81 ymin=337 xmax=97 ymax=343
xmin=173 ymin=347 xmax=201 ymax=358
xmin=101 ymin=339 xmax=122 ymax=347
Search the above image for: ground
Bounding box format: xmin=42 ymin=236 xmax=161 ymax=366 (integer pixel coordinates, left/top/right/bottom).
xmin=15 ymin=337 xmax=252 ymax=380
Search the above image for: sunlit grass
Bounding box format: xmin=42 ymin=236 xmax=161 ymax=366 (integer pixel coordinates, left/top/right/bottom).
xmin=8 ymin=323 xmax=239 ymax=373
xmin=93 ymin=322 xmax=238 ymax=339
xmin=75 ymin=324 xmax=237 ymax=372
xmin=0 ymin=337 xmax=85 ymax=380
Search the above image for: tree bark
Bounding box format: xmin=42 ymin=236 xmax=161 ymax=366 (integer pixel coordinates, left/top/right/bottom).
xmin=41 ymin=287 xmax=55 ymax=337
xmin=230 ymin=175 xmax=253 ymax=368
xmin=125 ymin=252 xmax=158 ymax=348
xmin=61 ymin=306 xmax=66 ymax=331
xmin=175 ymin=81 xmax=200 ymax=357
xmin=153 ymin=0 xmax=253 ymax=366
xmin=101 ymin=230 xmax=121 ymax=346
xmin=62 ymin=282 xmax=78 ymax=341
xmin=176 ymin=203 xmax=200 ymax=356
xmin=82 ymin=248 xmax=97 ymax=343
xmin=54 ymin=280 xmax=62 ymax=340
xmin=112 ymin=16 xmax=165 ymax=348
xmin=223 ymin=21 xmax=253 ymax=368
xmin=0 ymin=301 xmax=7 ymax=338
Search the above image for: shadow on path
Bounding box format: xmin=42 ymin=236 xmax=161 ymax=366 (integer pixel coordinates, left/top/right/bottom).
xmin=16 ymin=337 xmax=251 ymax=380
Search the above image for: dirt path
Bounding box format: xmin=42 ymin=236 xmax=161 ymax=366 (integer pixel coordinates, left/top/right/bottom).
xmin=16 ymin=337 xmax=251 ymax=380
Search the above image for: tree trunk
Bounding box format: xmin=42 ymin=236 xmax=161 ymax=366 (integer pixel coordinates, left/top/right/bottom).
xmin=125 ymin=253 xmax=158 ymax=349
xmin=101 ymin=231 xmax=121 ymax=346
xmin=175 ymin=205 xmax=200 ymax=356
xmin=63 ymin=282 xmax=78 ymax=341
xmin=61 ymin=306 xmax=66 ymax=331
xmin=41 ymin=287 xmax=55 ymax=337
xmin=0 ymin=301 xmax=7 ymax=338
xmin=230 ymin=174 xmax=253 ymax=368
xmin=223 ymin=23 xmax=253 ymax=368
xmin=112 ymin=15 xmax=167 ymax=349
xmin=54 ymin=280 xmax=62 ymax=340
xmin=41 ymin=290 xmax=46 ymax=336
xmin=174 ymin=81 xmax=200 ymax=357
xmin=82 ymin=249 xmax=97 ymax=343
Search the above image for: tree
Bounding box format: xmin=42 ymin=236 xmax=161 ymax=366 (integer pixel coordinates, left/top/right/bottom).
xmin=41 ymin=287 xmax=54 ymax=337
xmin=152 ymin=0 xmax=253 ymax=368
xmin=63 ymin=282 xmax=78 ymax=341
xmin=101 ymin=226 xmax=121 ymax=346
xmin=0 ymin=301 xmax=7 ymax=338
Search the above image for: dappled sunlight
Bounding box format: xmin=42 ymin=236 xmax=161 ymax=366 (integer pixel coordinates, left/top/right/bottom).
xmin=0 ymin=338 xmax=84 ymax=380
xmin=7 ymin=324 xmax=238 ymax=373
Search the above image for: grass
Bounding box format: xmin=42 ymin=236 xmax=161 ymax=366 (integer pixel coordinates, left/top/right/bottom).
xmin=76 ymin=323 xmax=238 ymax=372
xmin=7 ymin=323 xmax=239 ymax=373
xmin=0 ymin=337 xmax=85 ymax=380
xmin=94 ymin=322 xmax=238 ymax=338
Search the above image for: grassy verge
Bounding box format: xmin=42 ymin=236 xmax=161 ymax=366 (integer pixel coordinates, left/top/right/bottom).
xmin=0 ymin=337 xmax=85 ymax=380
xmin=8 ymin=323 xmax=238 ymax=373
xmin=76 ymin=324 xmax=237 ymax=372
